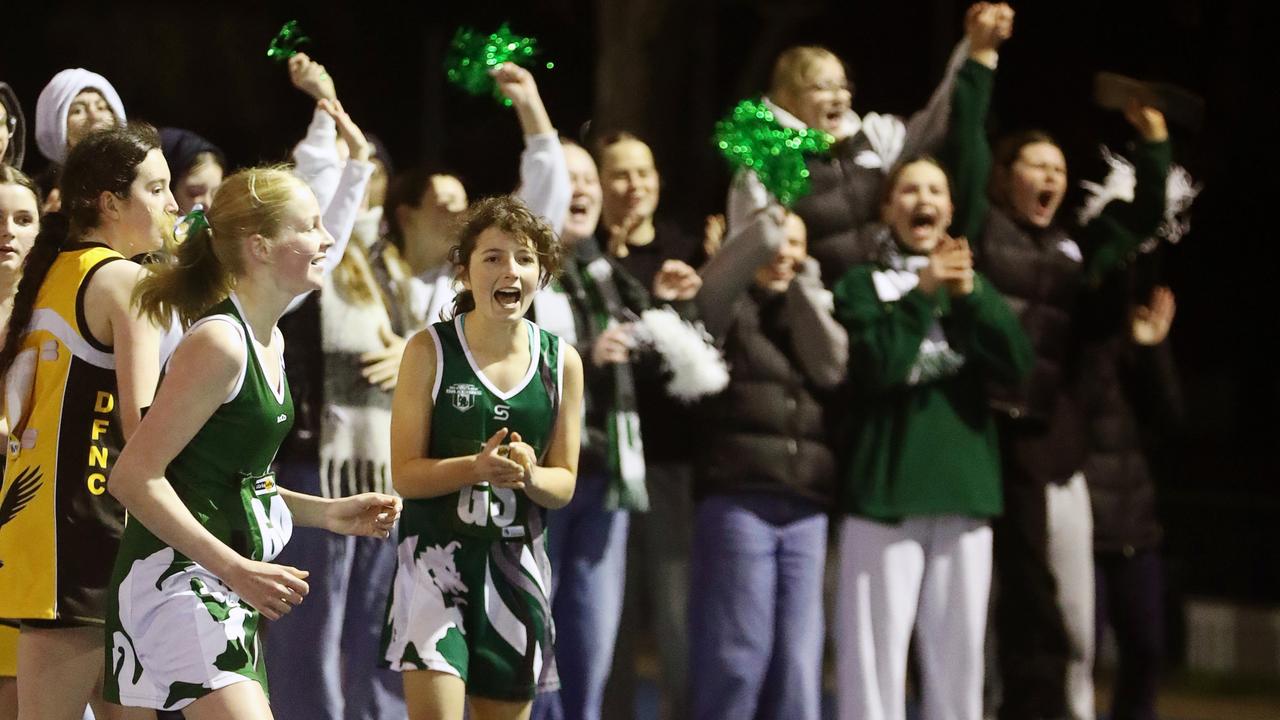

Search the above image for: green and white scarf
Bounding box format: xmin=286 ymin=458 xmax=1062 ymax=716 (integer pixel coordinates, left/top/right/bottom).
xmin=577 ymin=254 xmax=649 ymax=511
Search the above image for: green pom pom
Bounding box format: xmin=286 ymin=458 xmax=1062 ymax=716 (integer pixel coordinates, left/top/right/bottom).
xmin=445 ymin=23 xmax=543 ymax=107
xmin=267 ymin=20 xmax=310 ymax=62
xmin=713 ymin=99 xmax=832 ymax=206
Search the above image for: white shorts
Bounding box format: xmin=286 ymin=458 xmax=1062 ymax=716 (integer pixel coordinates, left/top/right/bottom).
xmin=107 ymin=547 xmax=264 ymax=710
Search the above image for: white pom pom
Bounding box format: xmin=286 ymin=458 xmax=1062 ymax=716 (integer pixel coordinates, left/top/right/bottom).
xmin=1158 ymin=164 xmax=1201 ymax=244
xmin=633 ymin=307 xmax=729 ymax=403
xmin=1078 ymin=145 xmax=1136 ymax=226
xmin=1078 ymin=145 xmax=1202 ymax=249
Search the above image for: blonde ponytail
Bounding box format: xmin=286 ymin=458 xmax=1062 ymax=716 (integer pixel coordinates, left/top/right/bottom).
xmin=134 ymin=165 xmax=304 ymax=327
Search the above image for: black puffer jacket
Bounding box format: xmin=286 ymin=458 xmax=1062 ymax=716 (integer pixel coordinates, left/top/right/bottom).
xmin=791 ymin=139 xmax=888 ymax=285
xmin=972 ymin=139 xmax=1171 ymax=487
xmin=1078 ymin=335 xmax=1183 ymax=552
xmin=975 ymin=208 xmax=1090 ymax=484
xmin=1076 ymin=262 xmax=1186 ymax=553
xmin=695 ymin=289 xmax=836 ymax=507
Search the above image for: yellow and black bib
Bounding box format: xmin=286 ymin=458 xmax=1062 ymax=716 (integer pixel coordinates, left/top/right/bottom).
xmin=0 ymin=243 xmax=126 ymax=623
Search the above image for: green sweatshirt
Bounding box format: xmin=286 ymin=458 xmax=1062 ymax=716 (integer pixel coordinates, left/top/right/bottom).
xmin=832 ymin=57 xmax=1034 ymax=522
xmin=834 ymin=269 xmax=1033 ymax=521
xmin=941 ymin=58 xmax=995 ymax=243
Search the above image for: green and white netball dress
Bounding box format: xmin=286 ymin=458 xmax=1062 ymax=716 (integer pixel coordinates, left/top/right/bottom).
xmin=382 ymin=314 xmax=563 ymax=700
xmin=104 ymin=295 xmax=294 ymax=710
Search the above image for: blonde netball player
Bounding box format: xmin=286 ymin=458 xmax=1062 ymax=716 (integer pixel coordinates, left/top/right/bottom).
xmin=103 ymin=166 xmax=400 ymax=716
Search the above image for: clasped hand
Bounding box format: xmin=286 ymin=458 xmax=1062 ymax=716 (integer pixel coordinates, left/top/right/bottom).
xmin=475 ymin=428 xmax=535 ymax=490
xmin=917 ymin=236 xmax=975 ymax=297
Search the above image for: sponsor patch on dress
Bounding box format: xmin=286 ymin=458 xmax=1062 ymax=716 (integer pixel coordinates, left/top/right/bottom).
xmin=252 ymin=474 xmax=277 ymax=496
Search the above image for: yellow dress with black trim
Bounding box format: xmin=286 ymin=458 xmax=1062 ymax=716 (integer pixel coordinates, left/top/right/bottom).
xmin=0 ymin=244 xmax=127 ymax=624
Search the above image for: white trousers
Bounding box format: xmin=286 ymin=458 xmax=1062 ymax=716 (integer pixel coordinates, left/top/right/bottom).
xmin=836 ymin=515 xmax=993 ymax=720
xmin=1047 ymin=472 xmax=1096 ymax=720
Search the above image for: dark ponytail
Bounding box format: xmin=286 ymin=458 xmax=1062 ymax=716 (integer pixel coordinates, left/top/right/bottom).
xmin=0 ymin=213 xmax=70 ymax=379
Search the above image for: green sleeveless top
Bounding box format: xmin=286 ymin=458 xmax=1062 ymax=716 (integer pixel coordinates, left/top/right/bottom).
xmin=114 ymin=294 xmax=296 ymax=570
xmin=399 ymin=314 xmax=563 ymax=543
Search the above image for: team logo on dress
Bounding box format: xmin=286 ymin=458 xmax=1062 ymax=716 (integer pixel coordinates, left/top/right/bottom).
xmin=446 ymin=383 xmax=482 ymax=413
xmin=0 ymin=466 xmax=43 ymax=569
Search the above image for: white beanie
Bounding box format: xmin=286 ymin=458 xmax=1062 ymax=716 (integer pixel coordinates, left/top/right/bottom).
xmin=35 ymin=68 xmax=127 ymax=164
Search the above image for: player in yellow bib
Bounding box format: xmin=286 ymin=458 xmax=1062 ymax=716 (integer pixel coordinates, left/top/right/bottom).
xmin=0 ymin=124 xmax=173 ymax=720
xmin=386 ymin=196 xmax=583 ymax=720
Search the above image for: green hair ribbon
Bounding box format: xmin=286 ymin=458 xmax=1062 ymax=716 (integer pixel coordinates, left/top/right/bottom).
xmin=714 ymin=98 xmax=833 ymax=207
xmin=267 ymin=20 xmax=311 ymax=62
xmin=444 ymin=23 xmax=550 ymax=106
xmin=174 ymin=205 xmax=209 ymax=245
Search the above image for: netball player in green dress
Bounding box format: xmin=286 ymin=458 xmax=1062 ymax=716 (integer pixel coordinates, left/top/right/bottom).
xmin=103 ymin=166 xmax=401 ymax=718
xmin=382 ymin=195 xmax=583 ymax=720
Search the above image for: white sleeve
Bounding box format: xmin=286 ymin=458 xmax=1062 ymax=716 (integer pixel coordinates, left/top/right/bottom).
xmin=292 ymin=108 xmax=342 ymax=212
xmin=516 ymin=132 xmax=571 ymax=236
xmin=284 ymin=158 xmax=375 ymax=316
xmin=321 ymin=158 xmax=375 ymax=273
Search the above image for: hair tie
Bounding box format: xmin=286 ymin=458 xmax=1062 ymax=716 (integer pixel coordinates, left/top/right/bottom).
xmin=174 ymin=204 xmax=210 ymax=245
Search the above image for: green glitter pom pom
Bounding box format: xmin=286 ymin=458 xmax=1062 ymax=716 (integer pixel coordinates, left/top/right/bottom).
xmin=267 ymin=20 xmax=310 ymax=62
xmin=445 ymin=23 xmax=543 ymax=107
xmin=714 ymin=99 xmax=833 ymax=207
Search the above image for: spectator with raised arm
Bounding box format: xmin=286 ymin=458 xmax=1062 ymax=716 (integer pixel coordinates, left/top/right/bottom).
xmin=975 ymin=103 xmax=1172 ymax=720
xmin=286 ymin=53 xmax=376 ymax=283
xmin=268 ymin=53 xmax=402 ymax=720
xmin=375 ymin=62 xmax=570 ymax=333
xmin=729 ymin=3 xmax=1013 ymax=285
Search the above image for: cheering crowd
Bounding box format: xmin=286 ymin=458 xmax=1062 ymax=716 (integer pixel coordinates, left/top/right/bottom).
xmin=0 ymin=3 xmax=1194 ymax=720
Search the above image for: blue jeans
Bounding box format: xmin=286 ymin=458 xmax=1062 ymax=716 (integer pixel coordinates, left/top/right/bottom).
xmin=264 ymin=461 xmax=404 ymax=720
xmin=688 ymin=491 xmax=827 ymax=720
xmin=532 ymin=472 xmax=630 ymax=720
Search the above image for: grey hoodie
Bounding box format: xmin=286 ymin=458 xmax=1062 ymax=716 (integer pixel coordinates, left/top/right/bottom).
xmin=0 ymin=82 xmax=26 ymax=168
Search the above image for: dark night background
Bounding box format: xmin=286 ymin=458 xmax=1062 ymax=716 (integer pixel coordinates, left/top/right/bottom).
xmin=4 ymin=0 xmax=1275 ymax=612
